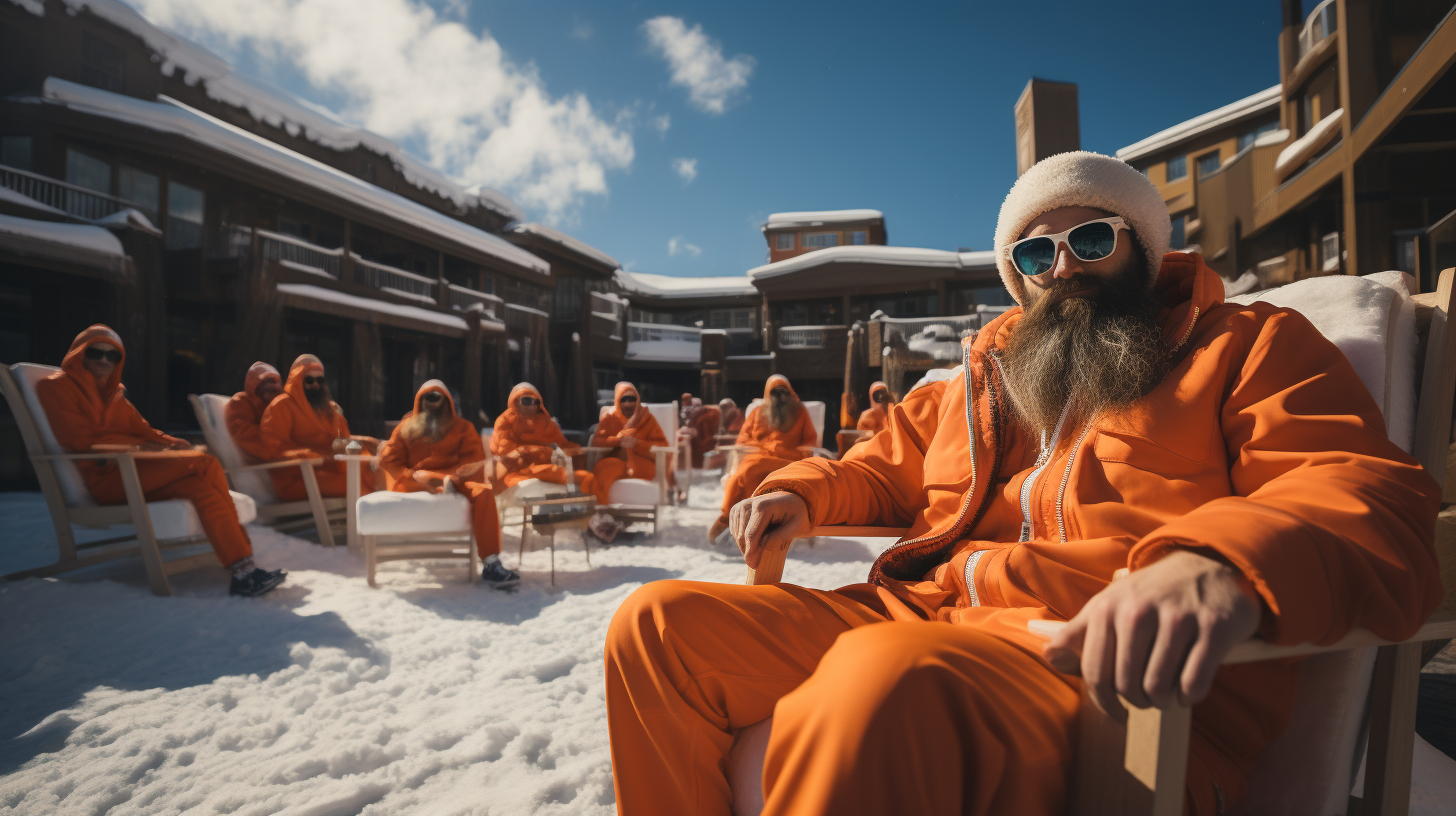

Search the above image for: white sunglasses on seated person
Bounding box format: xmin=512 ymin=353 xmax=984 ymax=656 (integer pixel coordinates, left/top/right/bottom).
xmin=1003 ymin=216 xmax=1129 ymax=276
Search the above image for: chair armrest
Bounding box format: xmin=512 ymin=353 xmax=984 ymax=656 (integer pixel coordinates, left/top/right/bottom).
xmin=716 ymin=444 xmax=757 ymax=453
xmin=649 ymin=445 xmax=677 ymax=454
xmin=334 ymin=454 xmax=379 ymax=464
xmin=32 ymin=449 xmax=205 ymax=461
xmin=579 ymin=446 xmax=614 ymax=454
xmin=746 ymin=525 xmax=910 ymax=585
xmin=236 ymin=457 xmax=324 ymax=472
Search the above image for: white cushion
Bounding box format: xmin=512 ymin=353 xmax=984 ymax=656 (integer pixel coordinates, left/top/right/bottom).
xmin=802 ymin=401 xmax=825 ymax=448
xmin=147 ymin=490 xmax=258 ymax=540
xmin=190 ymin=393 xmax=277 ymax=502
xmin=355 ymin=490 xmax=470 ymax=536
xmin=608 ymin=478 xmax=658 ymax=506
xmin=646 ymin=401 xmax=679 ymax=443
xmin=11 ymin=363 xmax=93 ymax=507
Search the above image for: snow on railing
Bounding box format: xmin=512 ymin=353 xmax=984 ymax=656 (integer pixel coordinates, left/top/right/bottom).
xmin=1275 ymin=108 xmax=1343 ymax=175
xmin=221 ymin=225 xmax=343 ymax=278
xmin=625 ymin=322 xmax=702 ymax=362
xmin=353 ymin=255 xmax=436 ymax=303
xmin=0 ymin=163 xmax=152 ymax=222
xmin=777 ymin=325 xmax=845 ymax=350
xmin=590 ymin=290 xmax=626 ymax=340
xmin=447 ymin=283 xmax=501 ymax=318
xmin=1297 ymin=0 xmax=1337 ymax=61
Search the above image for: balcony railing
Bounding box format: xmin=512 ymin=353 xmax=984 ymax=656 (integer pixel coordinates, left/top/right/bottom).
xmin=353 ymin=255 xmax=437 ymax=303
xmin=590 ymin=290 xmax=626 ymax=341
xmin=221 ymin=225 xmax=343 ymax=278
xmin=777 ymin=325 xmax=845 ymax=350
xmin=447 ymin=282 xmax=501 ymax=318
xmin=1297 ymin=0 xmax=1336 ymax=61
xmin=626 ymin=322 xmax=702 ymax=363
xmin=1 ymin=163 xmax=155 ymax=222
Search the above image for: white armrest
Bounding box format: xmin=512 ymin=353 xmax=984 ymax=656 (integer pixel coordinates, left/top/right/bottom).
xmin=236 ymin=457 xmax=324 ymax=472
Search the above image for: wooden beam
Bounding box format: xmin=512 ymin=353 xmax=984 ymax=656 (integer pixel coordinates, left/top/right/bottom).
xmin=1350 ymin=8 xmax=1456 ymax=158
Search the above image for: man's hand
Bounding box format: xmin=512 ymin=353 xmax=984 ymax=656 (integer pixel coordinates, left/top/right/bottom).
xmin=411 ymin=470 xmax=445 ymax=493
xmin=1043 ymin=550 xmax=1261 ymax=717
xmin=620 ymin=435 xmax=637 ymax=450
xmin=729 ymin=491 xmax=809 ymax=569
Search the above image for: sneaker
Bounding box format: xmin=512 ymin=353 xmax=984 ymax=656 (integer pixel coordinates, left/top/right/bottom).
xmin=230 ymin=568 xmax=286 ymax=597
xmin=480 ymin=559 xmax=521 ymax=588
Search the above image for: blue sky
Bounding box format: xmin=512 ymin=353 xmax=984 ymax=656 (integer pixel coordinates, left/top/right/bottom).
xmin=143 ymin=0 xmax=1284 ymax=278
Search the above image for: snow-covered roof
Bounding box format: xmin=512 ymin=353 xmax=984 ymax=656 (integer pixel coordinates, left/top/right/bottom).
xmin=625 ymin=322 xmax=702 ymax=363
xmin=30 ymin=78 xmax=549 ymax=277
xmin=277 ymin=283 xmax=495 ymax=336
xmin=1275 ymin=108 xmax=1343 ymax=174
xmin=764 ymin=209 xmax=883 ymax=230
xmin=0 ymin=211 xmax=126 ymax=273
xmin=41 ymin=0 xmax=522 ymax=223
xmin=749 ymin=245 xmax=996 ymax=280
xmin=508 ymin=222 xmax=619 ymax=272
xmin=615 ymin=270 xmax=758 ymax=299
xmin=1117 ymin=85 xmax=1281 ymax=164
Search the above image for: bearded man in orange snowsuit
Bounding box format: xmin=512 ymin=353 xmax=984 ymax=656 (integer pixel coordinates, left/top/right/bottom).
xmin=706 ymin=375 xmax=818 ymax=543
xmin=491 ymin=382 xmax=594 ymax=494
xmin=591 ymin=382 xmax=668 ymax=504
xmin=841 ymin=381 xmax=895 ymax=455
xmin=378 ymin=380 xmax=516 ymax=585
xmin=719 ymin=398 xmax=743 ymax=436
xmin=604 ymin=153 xmax=1443 ymax=816
xmin=36 ymin=326 xmax=285 ymax=596
xmin=224 ymin=361 xmax=283 ymax=461
xmin=261 ymin=355 xmax=373 ymax=501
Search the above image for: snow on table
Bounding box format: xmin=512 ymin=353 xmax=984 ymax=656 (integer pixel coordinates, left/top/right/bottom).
xmin=0 ymin=482 xmax=894 ymax=815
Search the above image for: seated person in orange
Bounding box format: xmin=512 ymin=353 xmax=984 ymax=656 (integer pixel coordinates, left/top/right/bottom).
xmin=707 ymin=375 xmax=818 ymax=543
xmin=718 ymin=397 xmax=743 ymax=436
xmin=261 ymin=355 xmax=376 ymax=501
xmin=591 ymin=382 xmax=668 ymax=504
xmin=224 ymin=361 xmax=283 ymax=461
xmin=379 ymin=380 xmax=518 ymax=587
xmin=491 ymin=382 xmax=594 ymax=494
xmin=841 ymin=380 xmax=896 ymax=456
xmin=679 ymin=397 xmax=721 ymax=468
xmin=37 ymin=325 xmax=285 ymax=597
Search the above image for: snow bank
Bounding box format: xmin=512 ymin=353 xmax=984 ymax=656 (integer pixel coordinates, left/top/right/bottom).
xmin=0 ymin=484 xmax=893 ymax=815
xmin=764 ymin=210 xmax=883 ymax=230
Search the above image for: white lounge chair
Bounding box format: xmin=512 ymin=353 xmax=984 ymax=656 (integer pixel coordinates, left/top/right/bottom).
xmin=337 ymin=453 xmax=480 ymax=588
xmin=1 ymin=363 xmax=257 ymax=596
xmin=730 ymin=270 xmax=1456 ymax=816
xmin=189 ymin=393 xmax=342 ymax=547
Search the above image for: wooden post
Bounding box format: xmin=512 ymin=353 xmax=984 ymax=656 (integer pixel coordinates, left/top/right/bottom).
xmin=1360 ymin=642 xmax=1421 ymax=815
xmin=463 ymin=312 xmax=483 ymax=427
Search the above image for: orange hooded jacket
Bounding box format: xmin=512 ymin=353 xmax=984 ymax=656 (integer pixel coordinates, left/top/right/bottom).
xmin=260 ymin=355 xmax=351 ymax=460
xmin=756 ymin=253 xmax=1443 ymax=791
xmin=592 ymin=382 xmax=667 ymax=475
xmin=378 ymin=380 xmax=485 ymax=488
xmin=35 ymin=325 xmax=182 ymax=488
xmin=491 ymin=382 xmax=580 ymax=486
xmin=736 ymin=375 xmax=818 ymax=459
xmin=224 ymin=361 xmax=281 ymax=461
xmin=855 ymin=381 xmax=894 ymax=435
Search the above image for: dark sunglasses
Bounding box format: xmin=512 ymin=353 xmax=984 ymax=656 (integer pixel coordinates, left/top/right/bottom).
xmin=303 ymin=375 xmax=326 ymax=386
xmin=769 ymin=388 xmax=789 ymax=398
xmin=422 ymin=392 xmax=444 ymax=403
xmin=84 ymin=347 xmax=122 ymax=363
xmin=1003 ymin=217 xmax=1128 ymax=276
xmin=518 ymin=396 xmax=539 ymax=406
xmin=619 ymin=395 xmax=638 ymax=403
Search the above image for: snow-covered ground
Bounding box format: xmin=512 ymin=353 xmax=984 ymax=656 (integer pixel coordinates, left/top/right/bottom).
xmin=0 ymin=481 xmax=893 ymax=815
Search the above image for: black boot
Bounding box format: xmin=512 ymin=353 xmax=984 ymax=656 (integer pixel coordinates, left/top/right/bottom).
xmin=230 ymin=568 xmax=286 ymax=597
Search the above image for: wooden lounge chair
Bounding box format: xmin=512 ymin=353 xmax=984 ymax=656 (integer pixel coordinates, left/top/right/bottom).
xmin=1 ymin=363 xmax=258 ymax=596
xmin=338 ymin=453 xmax=480 ymax=588
xmin=729 ymin=269 xmax=1456 ymax=816
xmin=189 ymin=393 xmax=341 ymax=547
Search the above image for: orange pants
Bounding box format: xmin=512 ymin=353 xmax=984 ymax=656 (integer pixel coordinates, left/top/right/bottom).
xmin=717 ymin=453 xmax=800 ymax=525
xmin=592 ymin=456 xmax=656 ymax=504
xmin=390 ymin=479 xmax=501 ymax=558
xmin=87 ymin=455 xmax=252 ymax=567
xmin=499 ymin=463 xmax=595 ymax=497
xmin=605 ymin=580 xmax=1226 ymax=816
xmin=271 ymin=460 xmax=375 ymax=502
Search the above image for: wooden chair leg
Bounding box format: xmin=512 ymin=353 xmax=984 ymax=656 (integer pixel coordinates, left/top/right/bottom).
xmin=345 ymin=459 xmax=360 ymax=553
xmin=117 ymin=454 xmax=172 ymax=597
xmin=301 ymin=463 xmax=335 ymax=547
xmin=549 ymin=532 xmax=556 ymax=586
xmin=1067 ymin=689 xmax=1191 ymax=816
xmin=1360 ymin=641 xmax=1422 ymax=815
xmin=582 ymin=529 xmax=591 ymax=567
xmin=365 ymin=535 xmax=378 ymax=588
xmin=469 ymin=532 xmax=481 ymax=584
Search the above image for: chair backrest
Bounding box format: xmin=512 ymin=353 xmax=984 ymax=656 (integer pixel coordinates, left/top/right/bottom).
xmin=189 ymin=393 xmax=277 ymax=502
xmin=645 ymin=402 xmax=678 ymax=446
xmin=3 ymin=363 xmax=94 ymax=507
xmin=802 ymin=401 xmax=825 ymax=448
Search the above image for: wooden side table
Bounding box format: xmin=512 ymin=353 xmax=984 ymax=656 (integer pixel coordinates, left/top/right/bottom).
xmin=519 ymin=493 xmax=596 ymax=585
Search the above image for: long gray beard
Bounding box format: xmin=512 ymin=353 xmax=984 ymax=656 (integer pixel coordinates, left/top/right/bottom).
xmin=403 ymin=408 xmax=448 ymax=443
xmin=305 ymin=384 xmax=333 ymax=413
xmin=1000 ymin=278 xmax=1167 ymax=435
xmin=767 ymin=398 xmax=797 ymax=432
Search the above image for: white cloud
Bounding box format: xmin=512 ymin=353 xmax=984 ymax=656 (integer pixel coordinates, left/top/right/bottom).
xmin=651 ymin=114 xmax=671 ymax=138
xmin=642 ymin=16 xmax=754 ymax=115
xmin=672 ymin=157 xmax=697 ymax=184
xmin=568 ymin=17 xmax=593 ymax=41
xmin=132 ymin=0 xmax=634 ymax=222
xmin=668 ymin=237 xmax=702 ymax=257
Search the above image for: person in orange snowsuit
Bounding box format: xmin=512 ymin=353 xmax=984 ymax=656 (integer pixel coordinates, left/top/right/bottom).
xmin=841 ymin=381 xmax=894 ymax=455
xmin=604 ymin=153 xmax=1443 ymax=816
xmin=491 ymin=382 xmax=594 ymax=494
xmin=224 ymin=361 xmax=283 ymax=461
xmin=706 ymin=375 xmax=818 ymax=543
xmin=681 ymin=398 xmax=722 ymax=468
xmin=718 ymin=398 xmax=743 ymax=436
xmin=36 ymin=325 xmax=285 ymax=596
xmin=261 ymin=355 xmax=375 ymax=502
xmin=591 ymin=382 xmax=668 ymax=504
xmin=378 ymin=380 xmax=517 ymax=586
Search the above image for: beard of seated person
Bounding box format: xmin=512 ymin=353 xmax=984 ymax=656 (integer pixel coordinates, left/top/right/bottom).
xmin=403 ymin=399 xmax=450 ymax=443
xmin=1000 ymin=256 xmax=1167 ymax=435
xmin=766 ymin=393 xmax=799 ymax=433
xmin=303 ymin=379 xmax=333 ymax=415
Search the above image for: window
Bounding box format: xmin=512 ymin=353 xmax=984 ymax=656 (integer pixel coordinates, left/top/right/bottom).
xmin=1137 ymin=165 xmax=1150 ymax=177
xmin=277 ymin=215 xmax=310 ymax=242
xmin=117 ymin=165 xmax=159 ymax=220
xmin=1236 ymin=121 xmax=1280 ymax=152
xmin=1165 ymin=155 xmax=1187 ymax=181
xmin=803 ymin=232 xmax=839 ymax=249
xmin=166 ymin=180 xmax=204 ymax=250
xmin=1320 ymin=231 xmax=1340 ymax=272
xmin=850 ymin=230 xmax=867 ymax=245
xmin=66 ymin=148 xmax=111 ymax=193
xmin=1 ymin=136 xmax=31 ymax=170
xmin=775 ymin=232 xmax=794 ymax=251
xmin=1196 ymin=151 xmax=1222 ymax=177
xmin=1169 ymin=215 xmax=1186 ymax=249
xmin=781 ymin=304 xmax=808 ymax=325
xmin=80 ymin=32 xmax=126 ymax=93
xmin=554 ymin=276 xmax=583 ymax=322
xmin=709 ymin=308 xmax=755 ymax=330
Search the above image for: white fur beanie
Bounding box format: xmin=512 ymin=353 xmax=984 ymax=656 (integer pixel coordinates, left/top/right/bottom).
xmin=993 ymin=151 xmax=1171 ymax=304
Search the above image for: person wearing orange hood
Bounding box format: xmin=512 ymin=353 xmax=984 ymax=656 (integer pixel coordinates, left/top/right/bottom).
xmin=378 ymin=380 xmax=517 ymax=586
xmin=491 ymin=383 xmax=595 ymax=494
xmin=261 ymin=355 xmax=375 ymax=501
xmin=36 ymin=326 xmax=285 ymax=597
xmin=680 ymin=398 xmax=722 ymax=468
xmin=224 ymin=361 xmax=284 ymax=461
xmin=604 ymin=153 xmax=1443 ymax=816
xmin=718 ymin=398 xmax=743 ymax=436
xmin=706 ymin=374 xmax=818 ymax=543
xmin=591 ymin=382 xmax=668 ymax=504
xmin=854 ymin=381 xmax=894 ymax=436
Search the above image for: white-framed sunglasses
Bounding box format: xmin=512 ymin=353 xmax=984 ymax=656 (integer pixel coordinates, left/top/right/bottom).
xmin=1003 ymin=216 xmax=1129 ymax=276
